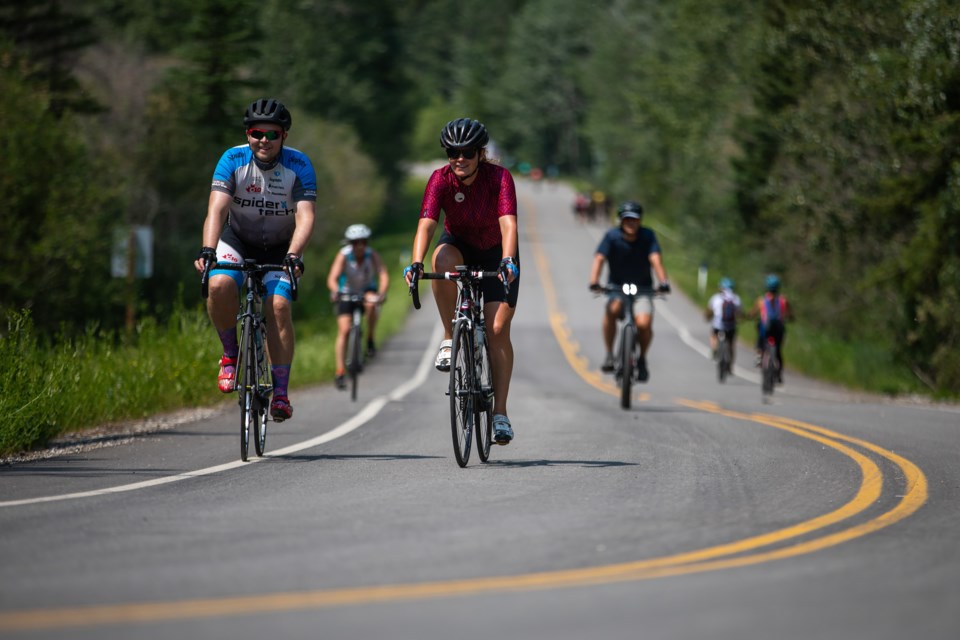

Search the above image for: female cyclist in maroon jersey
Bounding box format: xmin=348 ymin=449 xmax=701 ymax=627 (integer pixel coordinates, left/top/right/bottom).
xmin=404 ymin=118 xmax=520 ymax=445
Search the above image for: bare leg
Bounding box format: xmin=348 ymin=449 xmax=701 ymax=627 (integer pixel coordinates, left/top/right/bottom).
xmin=635 ymin=313 xmax=653 ymax=357
xmin=602 ymin=298 xmax=622 ymax=354
xmin=485 ymin=301 xmax=516 ymax=416
xmin=206 ymin=275 xmax=239 ymax=332
xmin=430 ymin=244 xmax=464 ymax=340
xmin=264 ymin=295 xmax=294 ymax=367
xmin=334 ymin=314 xmax=351 ymax=373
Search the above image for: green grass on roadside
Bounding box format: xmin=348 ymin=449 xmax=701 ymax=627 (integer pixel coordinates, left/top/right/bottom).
xmin=1 ymin=178 xmax=425 ymax=457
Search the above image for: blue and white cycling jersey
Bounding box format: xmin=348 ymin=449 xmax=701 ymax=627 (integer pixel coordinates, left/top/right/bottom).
xmin=211 ymin=145 xmax=318 ymax=249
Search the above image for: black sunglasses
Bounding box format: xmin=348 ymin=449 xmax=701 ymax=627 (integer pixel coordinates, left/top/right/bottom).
xmin=446 ymin=147 xmax=478 ymax=160
xmin=247 ymin=128 xmax=282 ymax=141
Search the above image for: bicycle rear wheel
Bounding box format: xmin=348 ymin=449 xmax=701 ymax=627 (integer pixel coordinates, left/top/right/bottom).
xmin=347 ymin=321 xmax=362 ymax=402
xmin=717 ymin=333 xmax=731 ymax=383
xmin=449 ymin=320 xmax=474 ymax=467
xmin=762 ymin=341 xmax=778 ymax=395
xmin=475 ymin=330 xmax=493 ymax=462
xmin=620 ymin=324 xmax=636 ymax=409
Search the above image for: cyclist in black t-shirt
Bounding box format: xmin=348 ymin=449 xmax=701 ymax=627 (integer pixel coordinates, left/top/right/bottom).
xmin=588 ymin=201 xmax=670 ymax=382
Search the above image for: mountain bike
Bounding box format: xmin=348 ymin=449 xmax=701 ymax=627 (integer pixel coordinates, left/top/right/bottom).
xmin=202 ymin=259 xmax=297 ymax=461
xmin=716 ymin=329 xmax=733 ymax=383
xmin=595 ymin=283 xmax=666 ymax=410
xmin=409 ymin=266 xmax=507 ymax=467
xmin=335 ymin=292 xmax=367 ymax=402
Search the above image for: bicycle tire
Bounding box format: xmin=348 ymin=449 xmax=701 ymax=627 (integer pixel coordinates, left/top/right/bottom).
xmin=762 ymin=341 xmax=777 ymax=395
xmin=718 ymin=333 xmax=731 ymax=383
xmin=348 ymin=321 xmax=362 ymax=402
xmin=449 ymin=320 xmax=474 ymax=467
xmin=253 ymin=323 xmax=269 ymax=457
xmin=238 ymin=315 xmax=254 ymax=462
xmin=620 ymin=323 xmax=635 ymax=409
xmin=475 ymin=329 xmax=493 ymax=462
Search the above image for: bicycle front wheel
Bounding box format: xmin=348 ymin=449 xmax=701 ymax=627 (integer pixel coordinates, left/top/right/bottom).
xmin=475 ymin=331 xmax=493 ymax=462
xmin=348 ymin=321 xmax=362 ymax=402
xmin=253 ymin=324 xmax=270 ymax=457
xmin=238 ymin=317 xmax=255 ymax=461
xmin=449 ymin=320 xmax=474 ymax=467
xmin=620 ymin=324 xmax=636 ymax=409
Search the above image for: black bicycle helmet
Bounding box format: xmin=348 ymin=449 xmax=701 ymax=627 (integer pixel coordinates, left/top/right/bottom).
xmin=617 ymin=200 xmax=644 ymax=219
xmin=440 ymin=118 xmax=489 ymax=149
xmin=243 ymin=98 xmax=292 ymax=131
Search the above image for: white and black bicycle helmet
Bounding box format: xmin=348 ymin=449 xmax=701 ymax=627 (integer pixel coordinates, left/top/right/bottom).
xmin=344 ymin=224 xmax=372 ymax=242
xmin=440 ymin=118 xmax=489 ymax=149
xmin=244 ymin=98 xmax=293 ymax=131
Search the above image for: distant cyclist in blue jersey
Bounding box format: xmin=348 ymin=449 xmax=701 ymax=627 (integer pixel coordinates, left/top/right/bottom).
xmin=748 ymin=273 xmax=793 ymax=382
xmin=589 ymin=201 xmax=671 ymax=382
xmin=193 ymin=98 xmax=317 ymax=423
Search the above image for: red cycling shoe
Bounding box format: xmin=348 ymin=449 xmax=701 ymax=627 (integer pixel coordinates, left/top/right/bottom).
xmin=218 ymin=356 xmax=237 ymax=393
xmin=271 ymin=395 xmax=293 ymax=422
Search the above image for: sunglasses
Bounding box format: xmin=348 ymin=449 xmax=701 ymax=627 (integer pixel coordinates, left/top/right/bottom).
xmin=446 ymin=147 xmax=478 ymax=160
xmin=247 ymin=128 xmax=282 ymax=141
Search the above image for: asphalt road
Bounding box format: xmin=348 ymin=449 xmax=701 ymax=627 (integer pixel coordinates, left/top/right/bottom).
xmin=1 ymin=177 xmax=958 ymax=640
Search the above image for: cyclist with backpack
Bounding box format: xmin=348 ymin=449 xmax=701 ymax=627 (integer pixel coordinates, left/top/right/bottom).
xmin=705 ymin=277 xmax=742 ymax=365
xmin=748 ymin=274 xmax=793 ymax=382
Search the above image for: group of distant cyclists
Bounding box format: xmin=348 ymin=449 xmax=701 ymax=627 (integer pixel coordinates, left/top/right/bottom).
xmin=705 ymin=274 xmax=793 ymax=378
xmin=193 ymin=97 xmax=790 ymax=446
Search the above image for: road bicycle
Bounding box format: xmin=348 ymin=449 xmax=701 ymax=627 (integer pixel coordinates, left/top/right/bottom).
xmin=716 ymin=329 xmax=733 ymax=383
xmin=202 ymin=259 xmax=297 ymax=461
xmin=335 ymin=292 xmax=368 ymax=402
xmin=595 ymin=283 xmax=666 ymax=410
xmin=409 ymin=265 xmax=508 ymax=467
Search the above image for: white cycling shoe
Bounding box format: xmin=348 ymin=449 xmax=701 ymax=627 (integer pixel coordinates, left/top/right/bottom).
xmin=493 ymin=414 xmax=513 ymax=445
xmin=435 ymin=339 xmax=452 ymax=372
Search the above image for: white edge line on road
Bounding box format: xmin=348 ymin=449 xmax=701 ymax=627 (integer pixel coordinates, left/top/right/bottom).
xmin=0 ymin=322 xmax=444 ymax=509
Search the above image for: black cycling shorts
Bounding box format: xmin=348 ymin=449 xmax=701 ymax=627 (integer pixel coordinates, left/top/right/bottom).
xmin=436 ymin=230 xmax=520 ymax=308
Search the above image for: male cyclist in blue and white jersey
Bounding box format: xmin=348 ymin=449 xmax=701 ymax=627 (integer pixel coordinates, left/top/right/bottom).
xmin=326 ymin=223 xmax=389 ymax=390
xmin=193 ymin=98 xmax=317 ymax=422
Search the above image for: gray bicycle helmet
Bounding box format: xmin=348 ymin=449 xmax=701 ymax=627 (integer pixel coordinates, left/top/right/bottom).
xmin=440 ymin=118 xmax=489 ymax=149
xmin=617 ymin=200 xmax=644 ymax=219
xmin=244 ymin=98 xmax=292 ymax=131
xmin=344 ymin=224 xmax=372 ymax=241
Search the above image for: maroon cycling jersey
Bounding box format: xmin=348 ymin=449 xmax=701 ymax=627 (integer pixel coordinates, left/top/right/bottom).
xmin=419 ymin=163 xmax=517 ymax=250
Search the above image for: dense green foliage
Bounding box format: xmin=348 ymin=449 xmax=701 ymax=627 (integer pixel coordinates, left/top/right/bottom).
xmin=2 ymin=0 xmax=958 ymax=454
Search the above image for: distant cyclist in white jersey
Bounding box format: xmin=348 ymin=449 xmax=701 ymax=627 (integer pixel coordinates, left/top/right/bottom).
xmin=193 ymin=98 xmax=317 ymax=423
xmin=326 ymin=224 xmax=389 ymax=390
